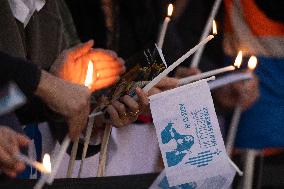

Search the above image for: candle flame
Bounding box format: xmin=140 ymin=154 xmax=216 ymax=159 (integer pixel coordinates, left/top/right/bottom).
xmin=212 ymin=20 xmax=217 ymax=35
xmin=167 ymin=4 xmax=173 ymax=17
xmin=234 ymin=51 xmax=243 ymax=68
xmin=43 ymin=154 xmax=51 ymax=173
xmin=248 ymin=56 xmax=257 ymax=70
xmin=84 ymin=60 xmax=94 ymax=89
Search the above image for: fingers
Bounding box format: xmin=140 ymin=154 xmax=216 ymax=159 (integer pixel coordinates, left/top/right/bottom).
xmin=155 ymin=77 xmax=178 ymax=90
xmin=91 ymin=76 xmax=120 ymax=91
xmin=93 ymin=60 xmax=124 ymax=70
xmin=69 ymin=40 xmax=94 ymax=59
xmin=120 ymin=95 xmax=139 ymax=113
xmin=148 ymin=87 xmax=162 ymax=96
xmin=16 ymin=134 xmax=30 ymax=147
xmin=112 ymin=101 xmax=127 ymax=116
xmin=135 ymin=87 xmax=149 ymax=111
xmin=96 ymin=66 xmax=124 ymax=79
xmin=175 ymin=67 xmax=201 ymax=78
xmin=106 ymin=105 xmax=124 ymax=128
xmin=0 ymin=147 xmax=18 ymax=171
xmin=88 ymin=49 xmax=123 ymax=63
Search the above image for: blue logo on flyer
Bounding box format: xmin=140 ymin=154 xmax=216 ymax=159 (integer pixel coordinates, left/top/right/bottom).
xmin=186 ymin=149 xmax=221 ymax=167
xmin=161 ymin=122 xmax=194 ymax=167
xmin=159 ymin=176 xmax=197 ymax=189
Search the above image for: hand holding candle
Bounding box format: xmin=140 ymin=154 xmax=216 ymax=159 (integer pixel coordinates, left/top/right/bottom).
xmin=178 ymin=51 xmax=243 ymax=86
xmin=0 ymin=127 xmax=30 ymax=177
xmin=214 ymin=55 xmax=259 ymax=111
xmin=225 ymin=56 xmax=258 ymax=156
xmin=86 ymin=49 xmax=125 ymax=91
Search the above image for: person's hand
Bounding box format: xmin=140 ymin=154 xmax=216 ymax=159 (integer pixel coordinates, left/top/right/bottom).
xmin=106 ymin=88 xmax=149 ymax=128
xmin=214 ymin=75 xmax=259 ymax=111
xmin=87 ymin=48 xmax=125 ymax=91
xmin=50 ymin=40 xmax=125 ymax=92
xmin=148 ymin=77 xmax=178 ymax=96
xmin=174 ymin=66 xmax=201 ymax=79
xmin=35 ymin=71 xmax=91 ymax=140
xmin=0 ymin=127 xmax=30 ymax=177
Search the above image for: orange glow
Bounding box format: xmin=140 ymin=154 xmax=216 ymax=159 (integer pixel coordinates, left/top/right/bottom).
xmin=248 ymin=56 xmax=257 ymax=71
xmin=85 ymin=60 xmax=94 ymax=89
xmin=234 ymin=51 xmax=243 ymax=68
xmin=213 ymin=20 xmax=217 ymax=35
xmin=167 ymin=4 xmax=173 ymax=17
xmin=43 ymin=154 xmax=51 ymax=173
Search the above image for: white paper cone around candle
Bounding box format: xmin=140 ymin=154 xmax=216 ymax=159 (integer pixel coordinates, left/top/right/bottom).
xmin=157 ymin=4 xmax=173 ymax=49
xmin=15 ymin=153 xmax=51 ymax=174
xmin=190 ymin=0 xmax=222 ymax=68
xmin=225 ymin=56 xmax=257 ymax=157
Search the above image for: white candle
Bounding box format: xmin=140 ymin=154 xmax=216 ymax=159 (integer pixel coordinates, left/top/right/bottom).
xmin=15 ymin=153 xmax=50 ymax=174
xmin=46 ymin=136 xmax=71 ymax=184
xmin=190 ymin=0 xmax=222 ymax=68
xmin=157 ymin=4 xmax=173 ymax=49
xmin=78 ymin=113 xmax=96 ymax=178
xmin=66 ymin=137 xmax=79 ymax=178
xmin=178 ymin=65 xmax=235 ymax=86
xmin=143 ymin=35 xmax=214 ymax=93
xmin=225 ymin=56 xmax=257 ymax=157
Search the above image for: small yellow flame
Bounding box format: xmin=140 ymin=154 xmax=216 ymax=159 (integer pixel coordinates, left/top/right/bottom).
xmin=212 ymin=20 xmax=217 ymax=35
xmin=248 ymin=56 xmax=257 ymax=70
xmin=43 ymin=154 xmax=51 ymax=173
xmin=234 ymin=51 xmax=243 ymax=68
xmin=85 ymin=60 xmax=94 ymax=89
xmin=167 ymin=4 xmax=173 ymax=17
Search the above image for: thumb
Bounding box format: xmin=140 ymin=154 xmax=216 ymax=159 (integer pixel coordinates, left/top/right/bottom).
xmin=69 ymin=40 xmax=94 ymax=59
xmin=16 ymin=134 xmax=30 ymax=147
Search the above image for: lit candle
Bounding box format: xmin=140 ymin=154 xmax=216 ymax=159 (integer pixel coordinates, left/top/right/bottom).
xmin=226 ymin=56 xmax=258 ymax=157
xmin=157 ymin=4 xmax=173 ymax=49
xmin=14 ymin=153 xmax=50 ymax=174
xmin=212 ymin=20 xmax=217 ymax=35
xmin=67 ymin=60 xmax=95 ymax=178
xmin=190 ymin=0 xmax=222 ymax=68
xmin=42 ymin=154 xmax=51 ymax=173
xmin=84 ymin=60 xmax=94 ymax=89
xmin=178 ymin=51 xmax=243 ymax=86
xmin=34 ymin=154 xmax=52 ymax=189
xmin=46 ymin=136 xmax=71 ymax=184
xmin=144 ymin=35 xmax=214 ymax=93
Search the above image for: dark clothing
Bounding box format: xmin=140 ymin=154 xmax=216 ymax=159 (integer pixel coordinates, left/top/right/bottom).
xmin=0 ymin=52 xmax=41 ymax=97
xmin=65 ymin=0 xmax=171 ymax=60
